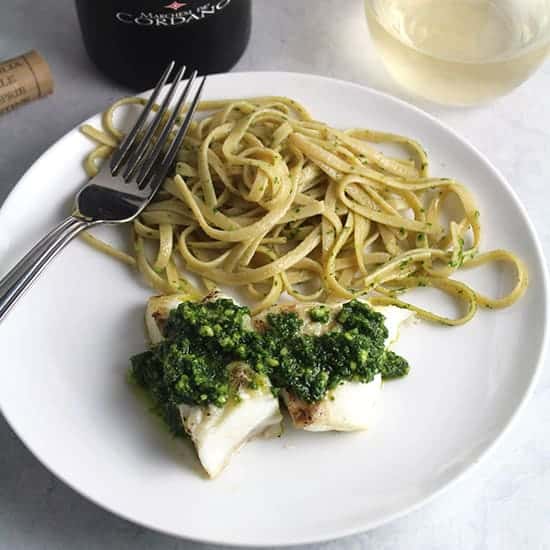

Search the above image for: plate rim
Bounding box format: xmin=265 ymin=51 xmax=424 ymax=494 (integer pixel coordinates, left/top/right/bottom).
xmin=1 ymin=70 xmax=548 ymax=547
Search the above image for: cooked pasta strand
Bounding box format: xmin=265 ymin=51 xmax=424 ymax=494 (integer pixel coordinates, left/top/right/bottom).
xmin=78 ymin=96 xmax=527 ymax=324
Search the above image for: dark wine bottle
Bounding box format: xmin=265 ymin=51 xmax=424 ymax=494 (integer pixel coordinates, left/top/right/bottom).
xmin=74 ymin=0 xmax=251 ymax=90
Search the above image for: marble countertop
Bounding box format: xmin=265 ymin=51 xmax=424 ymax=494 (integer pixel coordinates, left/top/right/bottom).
xmin=1 ymin=1 xmax=549 ymax=549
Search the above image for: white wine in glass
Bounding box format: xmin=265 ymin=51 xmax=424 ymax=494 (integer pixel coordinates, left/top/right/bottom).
xmin=365 ymin=0 xmax=550 ymax=105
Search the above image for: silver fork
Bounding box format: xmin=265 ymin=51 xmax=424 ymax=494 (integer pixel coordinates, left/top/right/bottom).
xmin=0 ymin=62 xmax=206 ymax=322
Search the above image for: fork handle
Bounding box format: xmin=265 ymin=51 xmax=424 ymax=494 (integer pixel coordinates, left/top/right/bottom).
xmin=0 ymin=215 xmax=95 ymax=322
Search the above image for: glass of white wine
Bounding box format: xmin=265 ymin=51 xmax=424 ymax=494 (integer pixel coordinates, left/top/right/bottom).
xmin=365 ymin=0 xmax=550 ymax=105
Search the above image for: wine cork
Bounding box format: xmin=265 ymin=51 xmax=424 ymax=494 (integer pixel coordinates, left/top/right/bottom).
xmin=0 ymin=50 xmax=53 ymax=114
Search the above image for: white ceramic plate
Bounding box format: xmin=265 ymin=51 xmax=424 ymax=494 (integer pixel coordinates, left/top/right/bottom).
xmin=0 ymin=72 xmax=547 ymax=547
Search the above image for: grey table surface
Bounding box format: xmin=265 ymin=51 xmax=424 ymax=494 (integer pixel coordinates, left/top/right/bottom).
xmin=1 ymin=1 xmax=549 ymax=549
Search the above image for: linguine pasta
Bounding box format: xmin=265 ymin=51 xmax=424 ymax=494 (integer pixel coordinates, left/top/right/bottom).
xmin=80 ymin=96 xmax=527 ymax=324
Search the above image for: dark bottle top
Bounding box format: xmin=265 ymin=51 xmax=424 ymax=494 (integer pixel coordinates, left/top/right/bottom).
xmin=75 ymin=0 xmax=251 ymax=90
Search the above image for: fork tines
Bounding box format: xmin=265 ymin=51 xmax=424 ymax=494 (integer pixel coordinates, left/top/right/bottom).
xmin=110 ymin=62 xmax=206 ymax=190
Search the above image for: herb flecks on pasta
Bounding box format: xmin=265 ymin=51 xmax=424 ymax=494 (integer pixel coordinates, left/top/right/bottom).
xmin=80 ymin=96 xmax=528 ymax=324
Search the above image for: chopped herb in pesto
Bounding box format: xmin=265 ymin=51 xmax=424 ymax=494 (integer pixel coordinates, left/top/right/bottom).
xmin=262 ymin=301 xmax=395 ymax=403
xmin=131 ymin=298 xmax=257 ymax=434
xmin=379 ymin=350 xmax=410 ymax=378
xmin=131 ymin=299 xmax=410 ymax=434
xmin=308 ymin=305 xmax=331 ymax=323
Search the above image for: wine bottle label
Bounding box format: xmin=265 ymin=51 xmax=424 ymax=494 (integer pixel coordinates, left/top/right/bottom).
xmin=0 ymin=50 xmax=53 ymax=115
xmin=115 ymin=0 xmax=232 ymax=27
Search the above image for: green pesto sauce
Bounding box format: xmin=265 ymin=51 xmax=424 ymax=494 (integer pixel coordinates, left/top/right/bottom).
xmin=308 ymin=304 xmax=331 ymax=323
xmin=131 ymin=299 xmax=409 ymax=434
